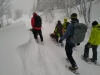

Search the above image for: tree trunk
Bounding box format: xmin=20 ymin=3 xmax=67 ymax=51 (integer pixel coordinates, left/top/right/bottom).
xmin=88 ymin=0 xmax=92 ymax=23
xmin=0 ymin=17 xmax=3 ymax=27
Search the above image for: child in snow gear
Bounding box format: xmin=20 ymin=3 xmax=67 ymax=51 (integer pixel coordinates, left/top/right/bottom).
xmin=82 ymin=21 xmax=100 ymax=64
xmin=62 ymin=18 xmax=70 ymax=33
xmin=31 ymin=12 xmax=44 ymax=44
xmin=59 ymin=13 xmax=80 ymax=71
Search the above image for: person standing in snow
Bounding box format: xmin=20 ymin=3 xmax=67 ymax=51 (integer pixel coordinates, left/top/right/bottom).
xmin=59 ymin=13 xmax=79 ymax=70
xmin=31 ymin=12 xmax=44 ymax=44
xmin=82 ymin=21 xmax=100 ymax=64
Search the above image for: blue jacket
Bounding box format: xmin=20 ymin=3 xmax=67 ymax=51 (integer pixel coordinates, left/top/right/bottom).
xmin=60 ymin=20 xmax=79 ymax=45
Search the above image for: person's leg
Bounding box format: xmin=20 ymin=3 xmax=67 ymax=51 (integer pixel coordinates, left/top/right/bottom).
xmin=83 ymin=43 xmax=90 ymax=58
xmin=65 ymin=42 xmax=77 ymax=68
xmin=38 ymin=30 xmax=43 ymax=42
xmin=55 ymin=34 xmax=59 ymax=43
xmin=56 ymin=37 xmax=59 ymax=43
xmin=92 ymin=45 xmax=98 ymax=61
xmin=34 ymin=30 xmax=39 ymax=43
xmin=32 ymin=29 xmax=37 ymax=39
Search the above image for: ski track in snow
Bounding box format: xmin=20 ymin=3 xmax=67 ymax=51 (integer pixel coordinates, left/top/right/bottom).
xmin=1 ymin=21 xmax=99 ymax=75
xmin=38 ymin=44 xmax=65 ymax=75
xmin=17 ymin=31 xmax=69 ymax=75
xmin=16 ymin=21 xmax=100 ymax=75
xmin=17 ymin=29 xmax=100 ymax=75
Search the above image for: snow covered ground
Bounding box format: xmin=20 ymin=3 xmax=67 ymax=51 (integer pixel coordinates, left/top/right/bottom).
xmin=0 ymin=1 xmax=100 ymax=75
xmin=0 ymin=21 xmax=100 ymax=75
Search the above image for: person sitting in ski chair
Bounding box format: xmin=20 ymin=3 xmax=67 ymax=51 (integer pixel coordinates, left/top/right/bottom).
xmin=62 ymin=18 xmax=70 ymax=33
xmin=50 ymin=20 xmax=64 ymax=44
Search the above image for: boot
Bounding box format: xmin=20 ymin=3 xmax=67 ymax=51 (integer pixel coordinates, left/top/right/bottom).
xmin=89 ymin=58 xmax=97 ymax=64
xmin=41 ymin=41 xmax=44 ymax=45
xmin=81 ymin=55 xmax=89 ymax=62
xmin=69 ymin=66 xmax=78 ymax=70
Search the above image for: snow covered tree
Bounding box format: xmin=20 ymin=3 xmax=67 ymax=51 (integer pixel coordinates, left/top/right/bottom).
xmin=66 ymin=0 xmax=92 ymax=26
xmin=0 ymin=0 xmax=11 ymax=27
xmin=31 ymin=0 xmax=37 ymax=13
xmin=32 ymin=0 xmax=93 ymax=25
xmin=15 ymin=9 xmax=23 ymax=20
xmin=6 ymin=9 xmax=12 ymax=19
xmin=78 ymin=0 xmax=92 ymax=26
xmin=94 ymin=0 xmax=100 ymax=4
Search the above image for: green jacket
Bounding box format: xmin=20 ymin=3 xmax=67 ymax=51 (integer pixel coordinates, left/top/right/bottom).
xmin=54 ymin=22 xmax=63 ymax=37
xmin=62 ymin=18 xmax=68 ymax=32
xmin=88 ymin=24 xmax=100 ymax=45
xmin=54 ymin=27 xmax=60 ymax=36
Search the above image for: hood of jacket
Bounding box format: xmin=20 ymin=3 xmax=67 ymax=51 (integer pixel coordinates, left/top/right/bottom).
xmin=92 ymin=24 xmax=100 ymax=30
xmin=64 ymin=18 xmax=67 ymax=23
xmin=33 ymin=12 xmax=37 ymax=17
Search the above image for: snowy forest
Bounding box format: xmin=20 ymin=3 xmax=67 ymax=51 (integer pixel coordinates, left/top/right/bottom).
xmin=0 ymin=0 xmax=100 ymax=28
xmin=0 ymin=0 xmax=100 ymax=75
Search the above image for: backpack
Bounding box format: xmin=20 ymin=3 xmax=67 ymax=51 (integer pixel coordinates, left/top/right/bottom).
xmin=70 ymin=23 xmax=87 ymax=43
xmin=34 ymin=15 xmax=42 ymax=27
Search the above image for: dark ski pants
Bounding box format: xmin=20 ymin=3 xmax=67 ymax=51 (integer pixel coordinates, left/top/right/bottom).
xmin=32 ymin=28 xmax=36 ymax=39
xmin=32 ymin=29 xmax=43 ymax=42
xmin=65 ymin=42 xmax=77 ymax=68
xmin=83 ymin=42 xmax=98 ymax=61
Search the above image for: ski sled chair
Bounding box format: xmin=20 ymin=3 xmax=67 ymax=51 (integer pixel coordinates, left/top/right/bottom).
xmin=50 ymin=33 xmax=55 ymax=39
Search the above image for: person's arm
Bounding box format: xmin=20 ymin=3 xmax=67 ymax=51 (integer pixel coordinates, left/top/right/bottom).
xmin=31 ymin=17 xmax=35 ymax=28
xmin=60 ymin=24 xmax=71 ymax=41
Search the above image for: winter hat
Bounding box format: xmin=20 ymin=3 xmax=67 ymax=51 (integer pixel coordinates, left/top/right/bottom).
xmin=92 ymin=21 xmax=98 ymax=26
xmin=64 ymin=18 xmax=67 ymax=22
xmin=70 ymin=13 xmax=77 ymax=18
xmin=33 ymin=12 xmax=37 ymax=17
xmin=58 ymin=20 xmax=61 ymax=23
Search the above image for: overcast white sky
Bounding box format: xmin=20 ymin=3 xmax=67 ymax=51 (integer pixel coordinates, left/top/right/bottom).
xmin=12 ymin=0 xmax=34 ymax=13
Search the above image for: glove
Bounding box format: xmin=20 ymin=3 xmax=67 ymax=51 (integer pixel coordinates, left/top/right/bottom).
xmin=87 ymin=43 xmax=92 ymax=48
xmin=88 ymin=44 xmax=91 ymax=48
xmin=59 ymin=40 xmax=62 ymax=43
xmin=77 ymin=43 xmax=80 ymax=46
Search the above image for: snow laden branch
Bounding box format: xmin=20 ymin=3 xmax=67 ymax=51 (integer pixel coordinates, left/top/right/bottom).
xmin=80 ymin=0 xmax=92 ymax=26
xmin=0 ymin=0 xmax=11 ymax=27
xmin=32 ymin=0 xmax=93 ymax=25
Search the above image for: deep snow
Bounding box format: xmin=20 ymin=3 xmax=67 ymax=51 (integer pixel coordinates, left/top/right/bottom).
xmin=0 ymin=20 xmax=100 ymax=75
xmin=0 ymin=1 xmax=100 ymax=75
